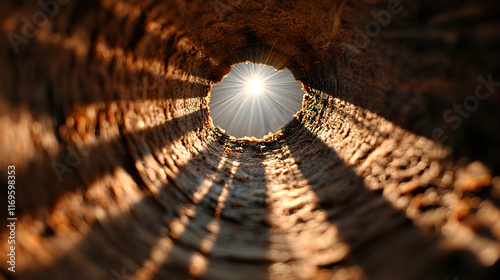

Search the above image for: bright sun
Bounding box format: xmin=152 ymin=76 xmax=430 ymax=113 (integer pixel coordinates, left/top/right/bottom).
xmin=247 ymin=79 xmax=264 ymax=95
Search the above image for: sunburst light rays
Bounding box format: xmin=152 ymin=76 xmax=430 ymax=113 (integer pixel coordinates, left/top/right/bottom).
xmin=209 ymin=62 xmax=304 ymax=138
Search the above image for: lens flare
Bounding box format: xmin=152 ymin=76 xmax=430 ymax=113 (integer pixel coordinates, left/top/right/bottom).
xmin=209 ymin=62 xmax=304 ymax=138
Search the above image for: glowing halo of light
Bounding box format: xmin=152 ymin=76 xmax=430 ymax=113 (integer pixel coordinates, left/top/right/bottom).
xmin=209 ymin=62 xmax=304 ymax=138
xmin=246 ymin=79 xmax=264 ymax=95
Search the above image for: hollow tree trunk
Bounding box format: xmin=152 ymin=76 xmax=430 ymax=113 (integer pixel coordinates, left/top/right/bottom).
xmin=0 ymin=0 xmax=499 ymax=279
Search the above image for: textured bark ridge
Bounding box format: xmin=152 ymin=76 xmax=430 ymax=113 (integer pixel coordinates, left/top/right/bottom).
xmin=1 ymin=0 xmax=499 ymax=279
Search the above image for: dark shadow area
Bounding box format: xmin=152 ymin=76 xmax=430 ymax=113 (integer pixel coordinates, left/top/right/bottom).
xmin=282 ymin=118 xmax=489 ymax=280
xmin=211 ymin=34 xmax=308 ymax=84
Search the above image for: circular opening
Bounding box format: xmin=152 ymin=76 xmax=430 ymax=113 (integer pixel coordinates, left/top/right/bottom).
xmin=209 ymin=62 xmax=305 ymax=138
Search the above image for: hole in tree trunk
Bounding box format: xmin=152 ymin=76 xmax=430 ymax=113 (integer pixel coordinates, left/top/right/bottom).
xmin=209 ymin=62 xmax=304 ymax=138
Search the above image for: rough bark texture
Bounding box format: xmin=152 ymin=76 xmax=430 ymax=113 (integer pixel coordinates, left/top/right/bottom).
xmin=1 ymin=0 xmax=500 ymax=279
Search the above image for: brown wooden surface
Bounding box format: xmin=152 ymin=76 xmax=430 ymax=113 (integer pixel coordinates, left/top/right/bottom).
xmin=0 ymin=0 xmax=499 ymax=279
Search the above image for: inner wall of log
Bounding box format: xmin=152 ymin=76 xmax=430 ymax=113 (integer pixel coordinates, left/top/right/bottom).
xmin=0 ymin=0 xmax=499 ymax=279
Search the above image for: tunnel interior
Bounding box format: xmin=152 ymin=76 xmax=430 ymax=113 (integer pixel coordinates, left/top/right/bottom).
xmin=1 ymin=0 xmax=500 ymax=279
